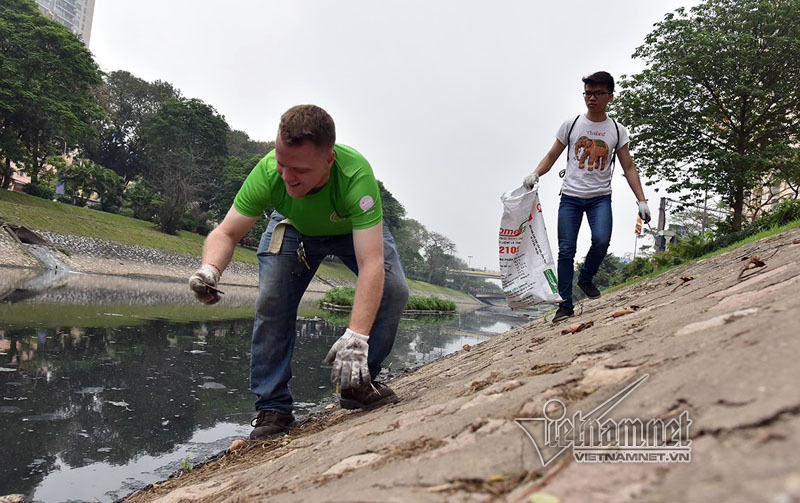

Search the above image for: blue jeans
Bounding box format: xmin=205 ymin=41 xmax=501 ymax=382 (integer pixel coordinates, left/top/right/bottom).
xmin=557 ymin=194 xmax=612 ymax=311
xmin=251 ymin=211 xmax=409 ymax=413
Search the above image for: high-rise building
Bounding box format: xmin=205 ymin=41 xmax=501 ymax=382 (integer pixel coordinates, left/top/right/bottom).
xmin=35 ymin=0 xmax=96 ymax=46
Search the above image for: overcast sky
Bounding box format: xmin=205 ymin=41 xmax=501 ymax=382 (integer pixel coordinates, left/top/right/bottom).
xmin=90 ymin=0 xmax=699 ymax=271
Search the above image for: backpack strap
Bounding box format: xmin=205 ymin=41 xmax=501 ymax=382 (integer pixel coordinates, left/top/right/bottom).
xmin=559 ymin=115 xmax=580 ymax=179
xmin=604 ymin=118 xmax=620 ymax=188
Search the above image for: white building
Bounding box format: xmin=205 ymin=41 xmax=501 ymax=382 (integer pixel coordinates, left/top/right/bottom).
xmin=35 ymin=0 xmax=95 ymax=46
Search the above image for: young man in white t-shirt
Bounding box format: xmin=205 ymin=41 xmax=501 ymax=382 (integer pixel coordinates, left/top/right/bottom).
xmin=523 ymin=71 xmax=651 ymax=323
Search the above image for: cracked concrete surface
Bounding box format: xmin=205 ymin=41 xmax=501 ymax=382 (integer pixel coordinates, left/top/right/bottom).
xmin=122 ymin=227 xmax=800 ymax=503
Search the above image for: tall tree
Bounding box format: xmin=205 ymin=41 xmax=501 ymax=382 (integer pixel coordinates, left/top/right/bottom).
xmin=0 ymin=0 xmax=103 ymax=189
xmin=227 ymin=129 xmax=271 ymax=160
xmin=424 ymin=231 xmax=457 ymax=285
xmin=86 ymin=71 xmax=179 ymax=182
xmin=142 ymin=98 xmax=229 ymax=234
xmin=613 ymin=0 xmax=800 ymax=230
xmin=377 ymin=180 xmax=406 ymax=238
xmin=212 ymin=131 xmax=273 ymax=221
xmin=395 ymin=217 xmax=428 ymax=280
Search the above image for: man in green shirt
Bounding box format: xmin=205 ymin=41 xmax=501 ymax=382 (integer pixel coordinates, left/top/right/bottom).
xmin=189 ymin=105 xmax=408 ymax=440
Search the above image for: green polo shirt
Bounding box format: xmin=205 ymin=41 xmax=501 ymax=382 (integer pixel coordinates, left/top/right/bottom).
xmin=233 ymin=144 xmax=382 ymax=236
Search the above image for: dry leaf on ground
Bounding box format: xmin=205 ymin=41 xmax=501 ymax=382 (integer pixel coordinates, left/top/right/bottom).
xmin=561 ymin=321 xmax=594 ymax=335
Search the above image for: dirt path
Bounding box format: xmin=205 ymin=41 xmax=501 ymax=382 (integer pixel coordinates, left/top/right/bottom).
xmin=116 ymin=227 xmax=800 ymax=503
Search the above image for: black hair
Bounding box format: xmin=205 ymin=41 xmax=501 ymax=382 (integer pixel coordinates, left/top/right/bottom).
xmin=582 ymin=71 xmax=615 ymax=93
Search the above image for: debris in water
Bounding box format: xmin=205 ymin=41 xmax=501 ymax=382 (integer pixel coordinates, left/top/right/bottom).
xmin=199 ymin=382 xmax=226 ymax=389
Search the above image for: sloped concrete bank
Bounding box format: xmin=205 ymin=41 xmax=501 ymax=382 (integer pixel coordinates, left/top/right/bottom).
xmin=117 ymin=227 xmax=800 ymax=503
xmin=1 ymin=230 xmax=482 ymax=308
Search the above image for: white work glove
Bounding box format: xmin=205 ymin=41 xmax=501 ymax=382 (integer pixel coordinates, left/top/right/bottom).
xmin=322 ymin=328 xmax=370 ymax=389
xmin=637 ymin=200 xmax=652 ymax=224
xmin=523 ymin=172 xmax=540 ymax=190
xmin=188 ymin=264 xmax=222 ymax=305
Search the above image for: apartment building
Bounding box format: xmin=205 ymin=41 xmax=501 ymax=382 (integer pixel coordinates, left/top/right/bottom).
xmin=35 ymin=0 xmax=95 ymax=46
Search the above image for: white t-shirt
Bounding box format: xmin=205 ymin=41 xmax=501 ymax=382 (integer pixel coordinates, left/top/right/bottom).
xmin=556 ymin=115 xmax=629 ymax=198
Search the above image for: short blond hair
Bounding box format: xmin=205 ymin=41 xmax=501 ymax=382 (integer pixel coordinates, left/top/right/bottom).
xmin=279 ymin=105 xmax=336 ymax=151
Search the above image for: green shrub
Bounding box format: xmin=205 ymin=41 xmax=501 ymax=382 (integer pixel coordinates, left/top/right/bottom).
xmin=405 ymin=294 xmax=455 ymax=312
xmin=322 ymin=288 xmax=455 ymax=312
xmin=23 ymin=183 xmax=55 ymax=200
xmin=750 ymin=199 xmax=800 ymax=233
xmin=611 ymin=200 xmax=800 ymax=288
xmin=321 ymin=287 xmax=356 ymax=306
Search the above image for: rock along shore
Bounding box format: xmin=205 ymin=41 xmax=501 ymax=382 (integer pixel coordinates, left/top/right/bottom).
xmin=116 ymin=227 xmax=800 ymax=503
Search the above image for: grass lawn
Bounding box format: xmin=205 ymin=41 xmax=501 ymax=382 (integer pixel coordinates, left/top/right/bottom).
xmin=407 ymin=279 xmax=473 ymax=299
xmin=0 ymin=189 xmax=259 ymax=264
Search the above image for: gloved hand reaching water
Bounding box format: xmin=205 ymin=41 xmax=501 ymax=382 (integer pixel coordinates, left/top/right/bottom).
xmin=189 ymin=264 xmax=222 ymax=305
xmin=323 ymin=328 xmax=370 ymax=389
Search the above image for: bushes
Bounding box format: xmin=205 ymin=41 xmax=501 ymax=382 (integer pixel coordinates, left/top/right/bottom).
xmin=321 ymin=287 xmax=456 ymax=312
xmin=748 ymin=199 xmax=800 ymax=233
xmin=321 ymin=287 xmax=356 ymax=307
xmin=23 ymin=183 xmax=55 ymax=200
xmin=611 ymin=200 xmax=800 ymax=286
xmin=406 ymin=294 xmax=456 ymax=312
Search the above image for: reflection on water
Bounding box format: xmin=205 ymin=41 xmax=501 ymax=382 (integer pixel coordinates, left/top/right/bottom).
xmin=0 ymin=307 xmax=528 ymax=502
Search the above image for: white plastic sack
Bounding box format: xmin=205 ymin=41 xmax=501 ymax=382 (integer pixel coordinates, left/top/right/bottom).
xmin=499 ymin=186 xmax=561 ymax=308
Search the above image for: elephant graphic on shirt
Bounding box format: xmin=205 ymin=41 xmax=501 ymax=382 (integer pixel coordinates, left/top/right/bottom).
xmin=574 ymin=136 xmax=610 ymax=171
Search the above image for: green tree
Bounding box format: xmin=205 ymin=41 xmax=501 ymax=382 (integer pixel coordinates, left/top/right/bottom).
xmin=142 ymin=98 xmax=229 ymax=234
xmin=216 ymin=153 xmax=264 ymax=222
xmin=394 ymin=218 xmax=428 ymax=280
xmin=227 ymin=129 xmax=271 ymax=160
xmin=613 ymin=0 xmax=800 ymax=231
xmin=86 ymin=70 xmax=179 ymax=183
xmin=212 ymin=131 xmax=273 ymax=222
xmin=377 ymin=180 xmax=406 ymax=238
xmin=121 ymin=175 xmax=159 ymax=221
xmin=59 ymin=158 xmax=124 ymax=210
xmin=424 ymin=231 xmax=457 ymax=285
xmin=0 ymin=0 xmax=103 ymax=191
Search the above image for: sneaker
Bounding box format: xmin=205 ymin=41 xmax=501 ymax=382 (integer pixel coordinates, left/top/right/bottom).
xmin=552 ymin=306 xmax=574 ymax=323
xmin=577 ymin=280 xmax=601 ymax=299
xmin=340 ymin=381 xmax=399 ymax=410
xmin=249 ymin=410 xmax=296 ymax=441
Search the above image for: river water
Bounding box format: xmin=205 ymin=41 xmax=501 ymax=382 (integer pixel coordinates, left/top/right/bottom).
xmin=0 ymin=299 xmax=536 ymax=502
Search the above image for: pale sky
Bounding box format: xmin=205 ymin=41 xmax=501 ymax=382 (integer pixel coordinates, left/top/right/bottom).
xmin=90 ymin=0 xmax=698 ymax=271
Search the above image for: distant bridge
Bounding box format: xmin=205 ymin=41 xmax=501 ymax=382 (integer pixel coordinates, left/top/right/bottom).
xmin=447 ymin=268 xmax=502 ymax=279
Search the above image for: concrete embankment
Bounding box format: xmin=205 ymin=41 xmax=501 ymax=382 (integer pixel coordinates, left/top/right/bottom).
xmin=118 ymin=227 xmax=800 ymax=503
xmin=0 ymin=229 xmax=482 ymax=309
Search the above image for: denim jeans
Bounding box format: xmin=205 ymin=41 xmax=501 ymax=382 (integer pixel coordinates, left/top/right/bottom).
xmin=557 ymin=194 xmax=612 ymax=310
xmin=250 ymin=211 xmax=409 ymax=413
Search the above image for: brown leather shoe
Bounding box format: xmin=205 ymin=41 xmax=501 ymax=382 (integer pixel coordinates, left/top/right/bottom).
xmin=340 ymin=381 xmax=399 ymax=410
xmin=249 ymin=410 xmax=296 ymax=440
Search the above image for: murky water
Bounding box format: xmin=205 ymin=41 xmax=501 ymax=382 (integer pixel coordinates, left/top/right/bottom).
xmin=0 ymin=304 xmax=532 ymax=502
